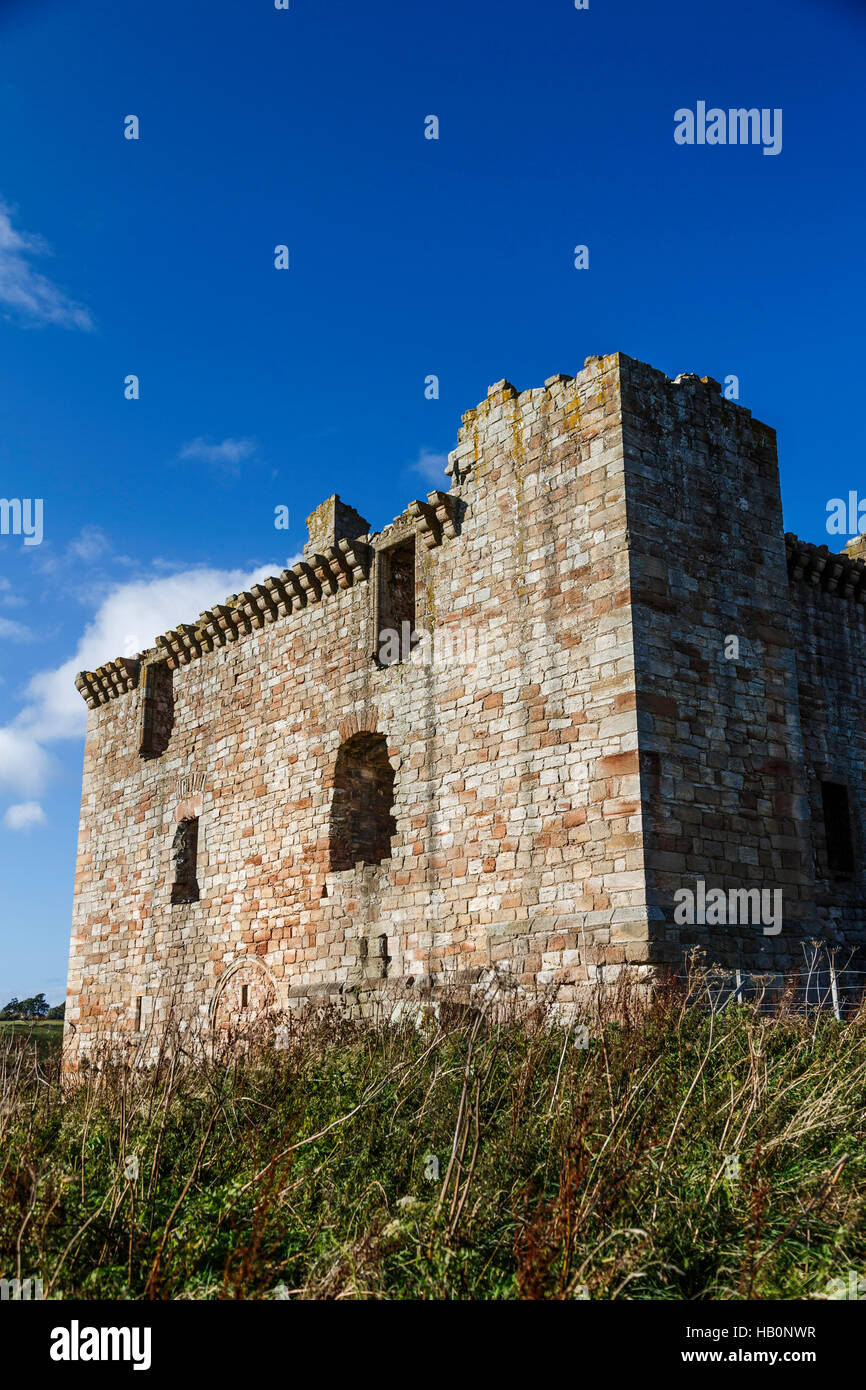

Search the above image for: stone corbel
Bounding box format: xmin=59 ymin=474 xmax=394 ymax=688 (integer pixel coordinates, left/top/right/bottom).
xmin=280 ymin=567 xmax=307 ymax=610
xmin=296 ymin=561 xmax=323 ymax=603
xmin=428 ymin=490 xmax=460 ymax=540
xmin=407 ymin=499 xmax=441 ymax=549
xmin=309 ymin=553 xmax=340 ymax=596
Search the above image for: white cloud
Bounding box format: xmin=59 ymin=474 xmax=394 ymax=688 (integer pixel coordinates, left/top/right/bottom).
xmin=178 ymin=437 xmax=257 ymax=472
xmin=0 ymin=728 xmax=53 ymax=798
xmin=0 ymin=615 xmax=32 ymax=641
xmin=0 ymin=561 xmax=308 ymax=821
xmin=410 ymin=447 xmax=448 ymax=486
xmin=14 ymin=564 xmax=281 ymax=747
xmin=3 ymin=801 xmax=46 ymax=830
xmin=0 ymin=201 xmax=93 ymax=330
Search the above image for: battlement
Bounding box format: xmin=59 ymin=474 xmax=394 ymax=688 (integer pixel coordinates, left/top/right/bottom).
xmin=786 ymin=534 xmax=866 ymax=602
xmin=74 ymin=488 xmax=460 ymax=710
xmin=74 ymin=357 xmax=852 ymax=712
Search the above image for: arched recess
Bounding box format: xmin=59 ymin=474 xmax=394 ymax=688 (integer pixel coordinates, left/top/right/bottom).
xmin=210 ymin=957 xmax=280 ymax=1033
xmin=328 ymin=732 xmax=397 ymax=871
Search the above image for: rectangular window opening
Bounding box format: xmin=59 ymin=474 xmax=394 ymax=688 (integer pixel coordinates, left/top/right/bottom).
xmin=171 ymin=816 xmax=200 ymax=904
xmin=376 ymin=537 xmax=418 ymax=666
xmin=820 ymin=780 xmax=855 ymax=875
xmin=138 ymin=660 xmax=174 ymax=758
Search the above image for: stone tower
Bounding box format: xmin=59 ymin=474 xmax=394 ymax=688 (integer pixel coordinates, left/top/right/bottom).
xmin=64 ymin=353 xmax=866 ymax=1064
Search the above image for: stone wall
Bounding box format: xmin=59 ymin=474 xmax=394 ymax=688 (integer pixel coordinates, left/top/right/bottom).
xmin=621 ymin=359 xmax=816 ymax=971
xmin=787 ymin=539 xmax=866 ymax=948
xmin=65 ymin=354 xmax=646 ymax=1065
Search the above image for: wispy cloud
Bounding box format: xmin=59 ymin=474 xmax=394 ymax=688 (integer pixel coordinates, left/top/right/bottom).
xmin=0 ymin=616 xmax=33 ymax=641
xmin=0 ymin=201 xmax=93 ymax=330
xmin=178 ymin=437 xmax=257 ymax=474
xmin=0 ymin=578 xmax=24 ymax=609
xmin=409 ymin=447 xmax=448 ymax=487
xmin=66 ymin=525 xmax=111 ymax=563
xmin=30 ymin=525 xmax=135 ymax=585
xmin=3 ymin=801 xmax=46 ymax=831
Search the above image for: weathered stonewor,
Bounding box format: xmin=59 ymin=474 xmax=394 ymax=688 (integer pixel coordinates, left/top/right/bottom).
xmin=64 ymin=354 xmax=866 ymax=1064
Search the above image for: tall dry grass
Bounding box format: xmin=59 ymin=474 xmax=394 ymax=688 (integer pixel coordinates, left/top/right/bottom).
xmin=1 ymin=965 xmax=864 ymax=1300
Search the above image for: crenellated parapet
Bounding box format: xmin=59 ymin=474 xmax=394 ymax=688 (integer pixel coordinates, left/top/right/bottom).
xmin=786 ymin=533 xmax=866 ymax=603
xmin=75 ymin=488 xmax=462 ymax=706
xmin=75 ymin=658 xmax=142 ymax=710
xmin=150 ymin=536 xmax=375 ymax=672
xmin=406 ymin=491 xmax=460 ymax=549
xmin=145 ymin=537 xmax=374 ymax=673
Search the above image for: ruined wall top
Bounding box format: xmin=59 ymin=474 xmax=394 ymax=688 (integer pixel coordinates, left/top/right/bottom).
xmin=303 ymin=495 xmax=370 ymax=559
xmin=786 ymin=534 xmax=866 ymax=603
xmin=74 ymin=353 xmax=852 ymax=713
xmin=74 ymin=484 xmax=460 ymax=711
xmin=444 ymin=352 xmax=767 ymax=485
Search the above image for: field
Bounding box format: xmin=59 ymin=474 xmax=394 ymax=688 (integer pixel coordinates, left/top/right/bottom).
xmin=0 ymin=1019 xmax=63 ymax=1041
xmin=0 ymin=1019 xmax=63 ymax=1058
xmin=0 ymin=980 xmax=864 ymax=1300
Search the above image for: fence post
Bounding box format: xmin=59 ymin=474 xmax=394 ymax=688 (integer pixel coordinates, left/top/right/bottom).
xmin=829 ymin=959 xmax=842 ymax=1022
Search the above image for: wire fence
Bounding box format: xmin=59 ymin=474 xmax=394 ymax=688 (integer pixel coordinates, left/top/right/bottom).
xmin=674 ymin=951 xmax=866 ymax=1020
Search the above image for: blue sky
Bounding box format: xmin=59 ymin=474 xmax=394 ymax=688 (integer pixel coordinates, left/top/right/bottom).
xmin=0 ymin=0 xmax=863 ymax=1003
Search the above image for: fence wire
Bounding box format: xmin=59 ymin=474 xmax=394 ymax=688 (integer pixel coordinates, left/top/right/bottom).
xmin=673 ymin=956 xmax=866 ymax=1020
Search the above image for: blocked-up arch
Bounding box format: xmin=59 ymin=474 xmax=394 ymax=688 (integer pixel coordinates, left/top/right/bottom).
xmin=329 ymin=732 xmax=396 ymax=871
xmin=210 ymin=957 xmax=280 ymax=1033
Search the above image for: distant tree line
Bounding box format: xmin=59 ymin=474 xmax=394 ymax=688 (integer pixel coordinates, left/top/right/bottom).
xmin=0 ymin=994 xmax=64 ymax=1020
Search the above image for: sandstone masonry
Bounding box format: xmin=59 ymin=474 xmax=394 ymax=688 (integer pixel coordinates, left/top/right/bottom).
xmin=64 ymin=353 xmax=866 ymax=1064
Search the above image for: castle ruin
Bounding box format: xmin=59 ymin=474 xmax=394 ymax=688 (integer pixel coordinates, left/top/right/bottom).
xmin=64 ymin=353 xmax=866 ymax=1063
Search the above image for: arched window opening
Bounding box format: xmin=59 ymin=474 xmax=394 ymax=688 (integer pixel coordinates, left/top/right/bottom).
xmin=329 ymin=733 xmax=396 ymax=871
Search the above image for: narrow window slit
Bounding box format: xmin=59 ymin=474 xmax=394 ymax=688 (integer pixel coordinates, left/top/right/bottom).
xmin=376 ymin=537 xmax=418 ymax=665
xmin=820 ymin=780 xmax=855 ymax=875
xmin=171 ymin=817 xmax=200 ymax=904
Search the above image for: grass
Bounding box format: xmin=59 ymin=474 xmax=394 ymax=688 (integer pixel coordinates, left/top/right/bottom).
xmin=0 ymin=1019 xmax=63 ymax=1037
xmin=0 ymin=974 xmax=864 ymax=1300
xmin=0 ymin=1019 xmax=63 ymax=1058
